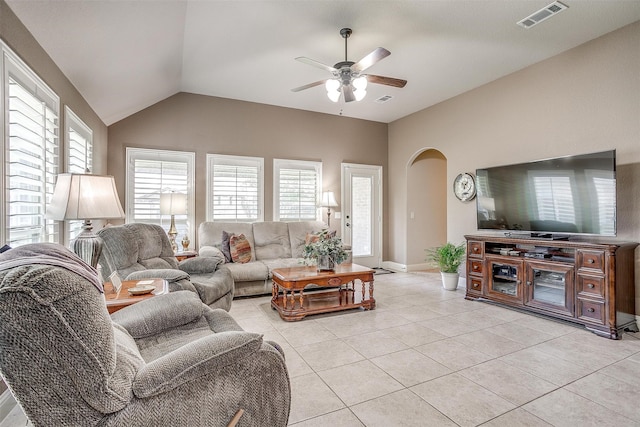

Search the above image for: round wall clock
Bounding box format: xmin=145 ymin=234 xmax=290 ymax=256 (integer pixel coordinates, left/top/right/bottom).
xmin=453 ymin=173 xmax=476 ymax=201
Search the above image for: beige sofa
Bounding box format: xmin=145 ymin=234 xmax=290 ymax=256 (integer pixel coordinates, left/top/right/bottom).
xmin=198 ymin=221 xmax=329 ymax=297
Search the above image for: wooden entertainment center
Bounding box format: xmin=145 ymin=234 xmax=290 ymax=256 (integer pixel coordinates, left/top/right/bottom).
xmin=465 ymin=234 xmax=638 ymax=339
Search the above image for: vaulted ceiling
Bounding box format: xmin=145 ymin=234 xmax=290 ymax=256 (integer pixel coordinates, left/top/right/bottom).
xmin=7 ymin=1 xmax=640 ymax=126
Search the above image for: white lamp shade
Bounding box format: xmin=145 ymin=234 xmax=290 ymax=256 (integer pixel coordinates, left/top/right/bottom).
xmin=325 ymin=79 xmax=340 ymax=91
xmin=352 ymin=76 xmax=367 ymax=90
xmin=46 ymin=174 xmax=125 ymax=220
xmin=319 ymin=191 xmax=338 ymax=208
xmin=160 ymin=192 xmax=187 ymax=215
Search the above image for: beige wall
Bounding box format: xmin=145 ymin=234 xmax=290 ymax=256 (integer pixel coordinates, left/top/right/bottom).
xmin=0 ymin=0 xmax=108 ymax=174
xmin=107 ymin=92 xmax=388 ymax=249
xmin=389 ymin=21 xmax=640 ymax=304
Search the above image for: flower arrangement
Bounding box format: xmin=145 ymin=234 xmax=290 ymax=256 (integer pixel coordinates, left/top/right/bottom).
xmin=302 ymin=230 xmax=348 ymax=269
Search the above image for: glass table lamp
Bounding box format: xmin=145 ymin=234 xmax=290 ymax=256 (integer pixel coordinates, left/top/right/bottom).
xmin=319 ymin=191 xmax=339 ymax=227
xmin=47 ymin=174 xmax=125 ymax=268
xmin=160 ymin=192 xmax=187 ymax=253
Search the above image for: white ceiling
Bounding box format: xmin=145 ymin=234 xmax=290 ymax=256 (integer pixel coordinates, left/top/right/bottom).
xmin=7 ymin=1 xmax=640 ymax=126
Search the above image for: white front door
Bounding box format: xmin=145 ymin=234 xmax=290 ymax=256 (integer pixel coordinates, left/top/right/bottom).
xmin=341 ymin=163 xmax=382 ymax=268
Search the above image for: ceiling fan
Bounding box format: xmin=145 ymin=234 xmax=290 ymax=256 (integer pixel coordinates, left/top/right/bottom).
xmin=292 ymin=28 xmax=407 ymax=103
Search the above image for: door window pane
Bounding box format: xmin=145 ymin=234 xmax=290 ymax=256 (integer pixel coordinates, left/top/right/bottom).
xmin=352 ymin=176 xmax=372 ymax=257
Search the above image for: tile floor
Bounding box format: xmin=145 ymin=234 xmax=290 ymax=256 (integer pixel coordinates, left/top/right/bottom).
xmin=2 ymin=271 xmax=640 ymax=426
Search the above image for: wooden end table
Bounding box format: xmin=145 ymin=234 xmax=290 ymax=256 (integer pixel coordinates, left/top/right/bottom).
xmin=104 ymin=278 xmax=169 ymax=314
xmin=271 ymin=263 xmax=375 ymax=321
xmin=176 ymin=250 xmax=198 ymax=261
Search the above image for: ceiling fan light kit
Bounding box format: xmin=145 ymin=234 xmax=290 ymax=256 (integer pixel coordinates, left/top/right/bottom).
xmin=292 ymin=28 xmax=407 ymax=104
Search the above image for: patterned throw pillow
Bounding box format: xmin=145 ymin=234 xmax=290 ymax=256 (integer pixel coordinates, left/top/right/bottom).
xmin=230 ymin=233 xmax=252 ymax=264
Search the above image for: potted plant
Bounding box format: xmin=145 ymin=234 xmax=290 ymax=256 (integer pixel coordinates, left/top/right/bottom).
xmin=302 ymin=230 xmax=348 ymax=271
xmin=425 ymin=242 xmax=466 ymax=290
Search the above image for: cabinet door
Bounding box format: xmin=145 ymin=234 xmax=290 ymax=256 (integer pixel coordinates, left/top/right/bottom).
xmin=486 ymin=257 xmax=523 ymax=305
xmin=524 ymin=261 xmax=574 ymax=317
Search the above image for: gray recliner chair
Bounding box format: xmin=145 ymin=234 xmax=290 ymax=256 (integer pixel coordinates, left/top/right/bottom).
xmin=97 ymin=223 xmax=234 ymax=311
xmin=0 ymin=243 xmax=291 ymax=426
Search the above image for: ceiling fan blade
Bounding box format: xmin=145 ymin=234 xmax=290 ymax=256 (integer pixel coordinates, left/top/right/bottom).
xmin=295 ymin=57 xmax=337 ymax=73
xmin=366 ymin=74 xmax=408 ymax=88
xmin=342 ymin=85 xmax=356 ymax=103
xmin=351 ymin=47 xmax=391 ymax=73
xmin=291 ymin=80 xmax=327 ymax=92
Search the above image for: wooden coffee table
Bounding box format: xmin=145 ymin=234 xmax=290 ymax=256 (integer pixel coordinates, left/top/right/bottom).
xmin=104 ymin=278 xmax=169 ymax=314
xmin=271 ymin=263 xmax=375 ymax=321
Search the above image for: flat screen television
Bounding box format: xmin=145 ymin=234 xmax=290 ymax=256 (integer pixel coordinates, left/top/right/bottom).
xmin=475 ymin=150 xmax=616 ymax=238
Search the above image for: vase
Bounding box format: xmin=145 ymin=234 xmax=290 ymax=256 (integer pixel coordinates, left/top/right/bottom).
xmin=181 ymin=236 xmax=190 ymax=251
xmin=317 ymin=255 xmax=335 ymax=271
xmin=441 ymin=272 xmax=460 ymax=291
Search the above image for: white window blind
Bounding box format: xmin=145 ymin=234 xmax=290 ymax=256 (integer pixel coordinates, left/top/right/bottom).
xmin=590 ymin=171 xmax=616 ymax=236
xmin=207 ymin=154 xmax=263 ymax=222
xmin=274 ymin=159 xmax=321 ymax=221
xmin=531 ymin=172 xmax=576 ymax=225
xmin=65 ymin=107 xmax=93 ymax=244
xmin=126 ymin=148 xmax=195 ymax=241
xmin=3 ymin=44 xmax=60 ymax=247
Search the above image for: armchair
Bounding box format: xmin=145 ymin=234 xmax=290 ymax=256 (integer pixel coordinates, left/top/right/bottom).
xmin=0 ymin=243 xmax=290 ymax=426
xmin=97 ymin=223 xmax=234 ymax=311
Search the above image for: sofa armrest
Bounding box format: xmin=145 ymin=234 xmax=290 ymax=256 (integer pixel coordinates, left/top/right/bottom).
xmin=132 ymin=331 xmax=263 ymax=398
xmin=178 ymin=256 xmax=222 ymax=274
xmin=111 ymin=291 xmax=204 ymax=338
xmin=125 ymin=268 xmax=190 ymax=283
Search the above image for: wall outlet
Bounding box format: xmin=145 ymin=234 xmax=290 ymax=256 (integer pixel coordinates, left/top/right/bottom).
xmin=334 ymin=212 xmax=341 ymax=220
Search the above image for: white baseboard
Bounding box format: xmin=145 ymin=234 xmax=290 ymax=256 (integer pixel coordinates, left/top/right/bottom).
xmin=0 ymin=389 xmax=16 ymax=422
xmin=380 ymin=261 xmax=407 ymax=272
xmin=406 ymin=262 xmax=431 ymax=272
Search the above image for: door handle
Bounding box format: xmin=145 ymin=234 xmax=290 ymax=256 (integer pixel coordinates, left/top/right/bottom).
xmin=346 ymin=223 xmax=350 ymax=227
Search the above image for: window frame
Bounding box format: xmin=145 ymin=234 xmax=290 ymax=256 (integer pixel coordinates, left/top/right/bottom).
xmin=64 ymin=106 xmax=93 ymax=246
xmin=1 ymin=39 xmax=61 ymax=246
xmin=206 ymin=154 xmax=264 ymax=223
xmin=125 ymin=147 xmax=195 ymax=241
xmin=273 ymin=158 xmax=322 ymax=222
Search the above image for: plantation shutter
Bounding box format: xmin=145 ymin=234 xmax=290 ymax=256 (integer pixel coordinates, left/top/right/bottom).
xmin=207 ymin=155 xmax=263 ymax=222
xmin=65 ymin=107 xmax=93 ymax=243
xmin=532 ymin=174 xmax=576 ymax=225
xmin=274 ymin=159 xmax=321 ymax=222
xmin=6 ymin=71 xmax=60 ymax=246
xmin=592 ymin=174 xmax=616 ymax=236
xmin=126 ymin=149 xmax=194 ymax=241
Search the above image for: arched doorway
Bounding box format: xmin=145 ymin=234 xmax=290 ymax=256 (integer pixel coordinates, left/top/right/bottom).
xmin=406 ymin=149 xmax=447 ymax=269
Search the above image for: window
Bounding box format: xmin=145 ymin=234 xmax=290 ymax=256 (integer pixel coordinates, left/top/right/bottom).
xmin=206 ymin=154 xmax=263 ymax=222
xmin=126 ymin=148 xmax=195 ymax=242
xmin=1 ymin=41 xmax=60 ymax=247
xmin=65 ymin=106 xmax=93 ymax=245
xmin=530 ymin=171 xmax=576 ymax=225
xmin=588 ymin=170 xmax=616 ymax=236
xmin=273 ymin=159 xmax=321 ymax=221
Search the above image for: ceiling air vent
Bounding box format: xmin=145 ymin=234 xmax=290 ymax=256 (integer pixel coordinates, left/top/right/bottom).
xmin=517 ymin=1 xmax=568 ymax=29
xmin=375 ymin=95 xmax=393 ymax=103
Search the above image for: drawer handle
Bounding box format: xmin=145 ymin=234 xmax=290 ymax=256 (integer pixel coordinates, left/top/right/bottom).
xmin=587 ymin=259 xmax=595 ymax=264
xmin=587 ymin=283 xmax=595 ymax=289
xmin=473 ymin=265 xmax=479 ymax=271
xmin=526 ymin=281 xmax=532 ymax=286
xmin=473 ymin=247 xmax=479 ymax=252
xmin=587 ymin=308 xmax=595 ymax=313
xmin=473 ymin=283 xmax=479 ymax=288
